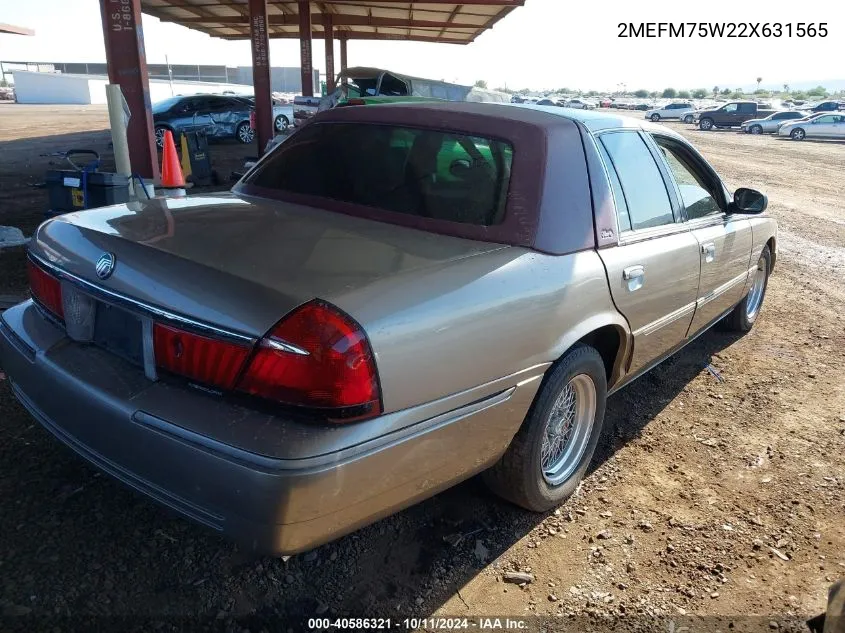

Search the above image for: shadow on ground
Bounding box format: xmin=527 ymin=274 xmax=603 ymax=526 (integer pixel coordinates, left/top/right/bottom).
xmin=0 ymin=324 xmax=742 ymax=625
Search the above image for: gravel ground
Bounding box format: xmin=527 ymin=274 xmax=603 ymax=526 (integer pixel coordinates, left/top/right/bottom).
xmin=0 ymin=105 xmax=843 ymax=632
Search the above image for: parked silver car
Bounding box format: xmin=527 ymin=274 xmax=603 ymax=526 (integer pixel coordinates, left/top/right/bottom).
xmin=741 ymin=110 xmax=807 ymax=134
xmin=778 ymin=112 xmax=845 ymax=140
xmin=1 ymin=104 xmax=777 ymax=554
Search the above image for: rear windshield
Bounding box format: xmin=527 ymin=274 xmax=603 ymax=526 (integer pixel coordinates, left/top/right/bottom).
xmin=152 ymin=96 xmax=182 ymax=114
xmin=244 ymin=123 xmax=514 ymax=226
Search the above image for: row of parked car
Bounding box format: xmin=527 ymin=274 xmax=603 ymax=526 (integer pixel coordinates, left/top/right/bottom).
xmin=643 ymin=100 xmax=845 ymax=140
xmin=511 ymin=95 xmax=598 ymax=109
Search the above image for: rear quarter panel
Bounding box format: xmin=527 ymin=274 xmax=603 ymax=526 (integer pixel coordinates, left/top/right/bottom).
xmin=329 ymin=248 xmax=630 ymax=413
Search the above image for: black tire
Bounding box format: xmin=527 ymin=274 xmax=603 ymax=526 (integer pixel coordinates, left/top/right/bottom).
xmin=684 ymin=114 xmax=694 ymax=124
xmin=483 ymin=345 xmax=608 ymax=512
xmin=723 ymin=246 xmax=771 ymax=332
xmin=699 ymin=118 xmax=714 ymax=131
xmin=750 ymin=124 xmax=763 ymax=135
xmin=790 ymin=128 xmax=805 ymax=141
xmin=236 ymin=121 xmax=255 ymax=144
xmin=650 ymin=113 xmax=661 ymax=122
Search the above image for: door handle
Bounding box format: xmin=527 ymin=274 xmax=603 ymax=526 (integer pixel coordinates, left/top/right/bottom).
xmin=623 ymin=265 xmax=644 ymax=280
xmin=623 ymin=265 xmax=645 ymax=292
xmin=701 ymin=242 xmax=716 ymax=263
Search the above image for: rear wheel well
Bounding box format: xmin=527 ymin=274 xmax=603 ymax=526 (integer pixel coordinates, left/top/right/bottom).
xmin=575 ymin=326 xmax=623 ymax=384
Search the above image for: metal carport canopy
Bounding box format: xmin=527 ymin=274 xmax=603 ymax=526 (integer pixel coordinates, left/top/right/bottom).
xmin=106 ymin=0 xmax=522 ymax=181
xmin=139 ymin=1 xmax=524 ymax=45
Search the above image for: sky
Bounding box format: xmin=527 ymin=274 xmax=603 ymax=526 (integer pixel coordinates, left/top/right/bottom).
xmin=0 ymin=0 xmax=842 ymax=93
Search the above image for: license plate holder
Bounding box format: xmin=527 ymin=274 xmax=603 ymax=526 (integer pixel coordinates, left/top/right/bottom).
xmin=92 ymin=302 xmax=144 ymax=366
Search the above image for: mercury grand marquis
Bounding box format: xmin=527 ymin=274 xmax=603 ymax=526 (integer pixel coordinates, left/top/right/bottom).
xmin=0 ymin=103 xmax=777 ymax=554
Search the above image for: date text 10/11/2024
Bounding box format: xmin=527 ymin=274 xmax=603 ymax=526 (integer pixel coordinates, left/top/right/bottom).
xmin=307 ymin=618 xmax=528 ymax=630
xmin=618 ymin=22 xmax=828 ymax=38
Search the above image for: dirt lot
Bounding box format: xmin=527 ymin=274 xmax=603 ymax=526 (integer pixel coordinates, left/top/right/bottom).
xmin=0 ymin=104 xmax=843 ymax=631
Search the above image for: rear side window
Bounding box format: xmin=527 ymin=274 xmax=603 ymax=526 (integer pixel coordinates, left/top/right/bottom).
xmin=599 ymin=132 xmax=674 ymax=231
xmin=595 ymin=140 xmax=632 ymax=232
xmin=245 ymin=123 xmax=513 ymax=226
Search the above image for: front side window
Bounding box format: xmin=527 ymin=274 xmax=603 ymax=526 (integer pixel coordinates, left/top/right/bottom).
xmin=245 ymin=123 xmax=513 ymax=226
xmin=724 ymin=104 xmax=738 ymax=113
xmin=814 ymin=115 xmax=835 ymax=124
xmin=599 ymin=131 xmax=674 ymax=231
xmin=652 ymin=136 xmax=723 ymax=220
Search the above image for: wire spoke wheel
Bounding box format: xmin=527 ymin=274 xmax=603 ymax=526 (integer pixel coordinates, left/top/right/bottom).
xmin=541 ymin=374 xmax=597 ymax=486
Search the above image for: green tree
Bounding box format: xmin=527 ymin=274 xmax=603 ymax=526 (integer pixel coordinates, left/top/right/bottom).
xmin=791 ymin=91 xmax=806 ymax=100
xmin=494 ymin=86 xmax=514 ymax=94
xmin=720 ymin=88 xmax=732 ymax=96
xmin=731 ymin=90 xmax=744 ymax=99
xmin=753 ymin=88 xmax=769 ymax=95
xmin=586 ymin=90 xmax=599 ymax=97
xmin=661 ymin=87 xmax=678 ymax=98
xmin=633 ymin=89 xmax=650 ymax=98
xmin=782 ymin=83 xmax=789 ymax=94
xmin=756 ymin=77 xmax=763 ymax=90
xmin=473 ymin=79 xmax=488 ymax=89
xmin=713 ymin=86 xmax=719 ymax=98
xmin=677 ymin=90 xmax=691 ymax=99
xmin=692 ymin=88 xmax=708 ymax=99
xmin=807 ymin=85 xmax=827 ymax=97
xmin=649 ymin=91 xmax=660 ymax=99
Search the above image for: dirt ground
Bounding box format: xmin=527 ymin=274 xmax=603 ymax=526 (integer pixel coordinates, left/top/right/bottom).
xmin=0 ymin=104 xmax=843 ymax=631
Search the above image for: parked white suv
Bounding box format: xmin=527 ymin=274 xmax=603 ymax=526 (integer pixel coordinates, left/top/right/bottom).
xmin=644 ymin=102 xmax=695 ymax=122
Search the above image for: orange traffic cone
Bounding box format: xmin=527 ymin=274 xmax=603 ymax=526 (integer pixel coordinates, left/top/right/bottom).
xmin=160 ymin=130 xmax=185 ymax=192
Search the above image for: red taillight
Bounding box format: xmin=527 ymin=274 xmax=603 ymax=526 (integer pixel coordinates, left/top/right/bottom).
xmin=153 ymin=323 xmax=250 ymax=391
xmin=237 ymin=300 xmax=381 ymax=420
xmin=27 ymin=259 xmax=64 ymax=319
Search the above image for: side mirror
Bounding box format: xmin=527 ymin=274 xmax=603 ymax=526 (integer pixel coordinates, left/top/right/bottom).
xmin=730 ymin=188 xmax=768 ymax=214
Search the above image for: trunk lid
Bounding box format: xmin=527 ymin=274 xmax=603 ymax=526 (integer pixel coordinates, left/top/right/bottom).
xmin=32 ymin=193 xmax=504 ymax=337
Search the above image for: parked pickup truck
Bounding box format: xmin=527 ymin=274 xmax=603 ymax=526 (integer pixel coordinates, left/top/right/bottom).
xmin=695 ymin=101 xmax=777 ymax=130
xmin=1 ymin=104 xmax=777 ymax=554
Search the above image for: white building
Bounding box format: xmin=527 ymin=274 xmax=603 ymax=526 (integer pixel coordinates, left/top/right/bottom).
xmin=11 ymin=70 xmax=256 ymax=105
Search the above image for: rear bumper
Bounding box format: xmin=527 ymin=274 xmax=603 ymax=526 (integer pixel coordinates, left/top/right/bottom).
xmin=1 ymin=302 xmax=539 ymax=554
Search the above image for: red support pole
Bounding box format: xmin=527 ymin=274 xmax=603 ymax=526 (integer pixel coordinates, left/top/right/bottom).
xmin=339 ymin=32 xmax=348 ymax=74
xmin=298 ymin=1 xmax=313 ymax=96
xmin=248 ymin=0 xmax=273 ymax=154
xmin=324 ymin=14 xmax=335 ymax=93
xmin=99 ymin=0 xmax=158 ymax=181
